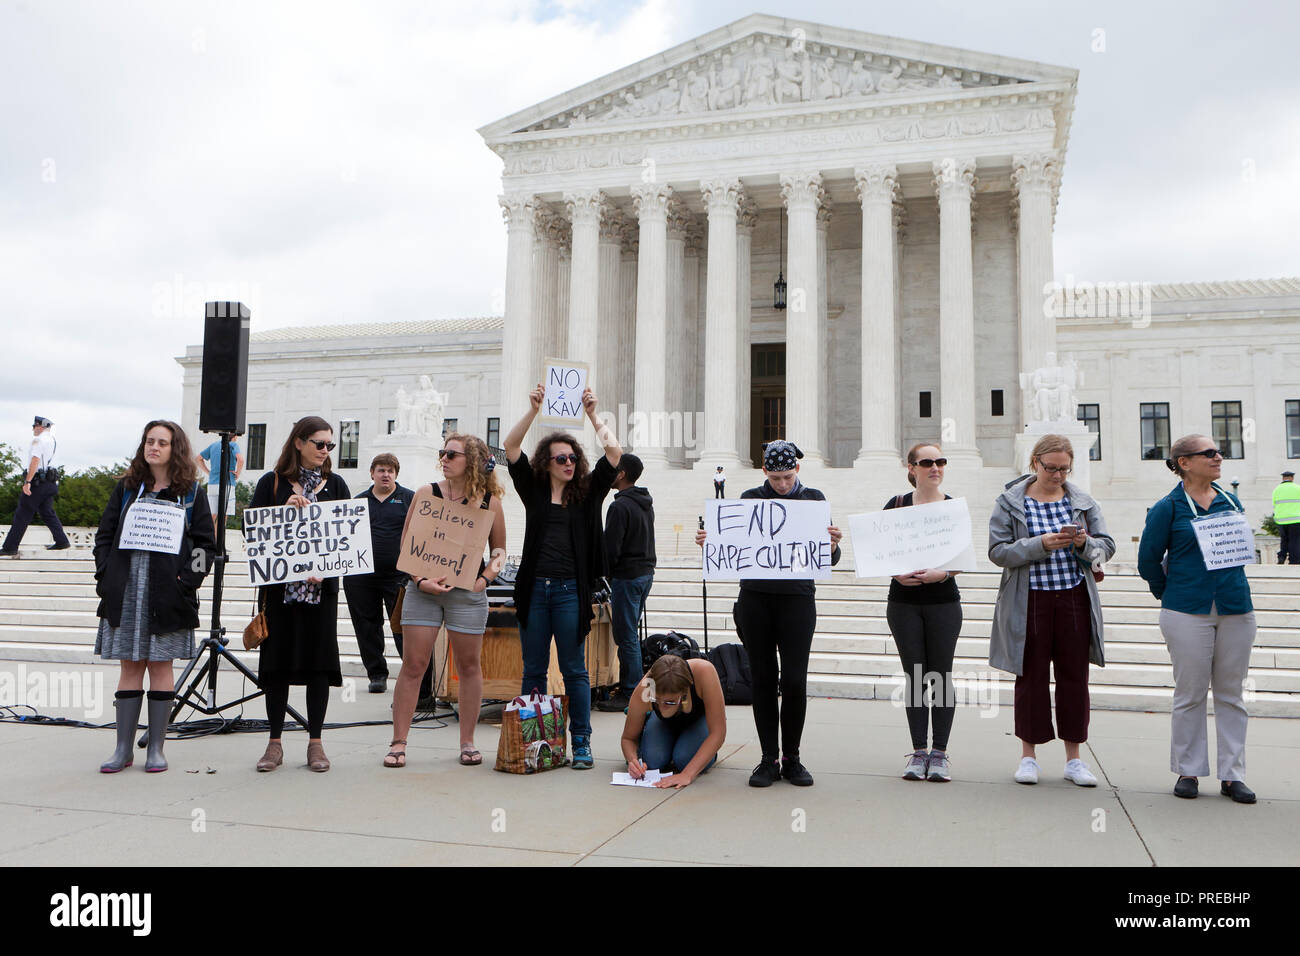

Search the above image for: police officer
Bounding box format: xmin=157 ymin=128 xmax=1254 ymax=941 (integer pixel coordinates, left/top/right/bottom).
xmin=2 ymin=416 xmax=71 ymax=556
xmin=1273 ymin=470 xmax=1300 ymax=565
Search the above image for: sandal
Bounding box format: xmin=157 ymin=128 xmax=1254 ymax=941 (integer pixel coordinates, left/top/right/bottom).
xmin=384 ymin=739 xmax=407 ymax=769
xmin=459 ymin=745 xmax=482 ymax=766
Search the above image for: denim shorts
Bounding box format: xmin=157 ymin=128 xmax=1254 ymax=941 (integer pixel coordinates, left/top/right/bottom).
xmin=401 ymin=581 xmax=489 ymax=635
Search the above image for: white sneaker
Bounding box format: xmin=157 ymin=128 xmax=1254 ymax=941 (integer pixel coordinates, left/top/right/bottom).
xmin=1014 ymin=756 xmax=1040 ymax=784
xmin=1064 ymin=758 xmax=1098 ymax=787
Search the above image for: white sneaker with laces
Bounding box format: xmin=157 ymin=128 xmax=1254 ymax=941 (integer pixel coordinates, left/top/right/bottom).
xmin=1064 ymin=758 xmax=1098 ymax=787
xmin=1014 ymin=756 xmax=1040 ymax=784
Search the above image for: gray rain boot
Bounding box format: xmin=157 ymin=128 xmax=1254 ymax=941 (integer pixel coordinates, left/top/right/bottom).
xmin=144 ymin=692 xmax=174 ymax=772
xmin=101 ymin=692 xmax=143 ymax=773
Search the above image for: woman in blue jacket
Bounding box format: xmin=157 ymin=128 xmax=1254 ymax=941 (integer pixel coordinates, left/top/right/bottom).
xmin=1138 ymin=434 xmax=1257 ymax=803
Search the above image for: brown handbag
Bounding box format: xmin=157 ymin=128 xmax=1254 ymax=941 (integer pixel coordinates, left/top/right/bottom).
xmin=241 ymin=473 xmax=277 ymax=650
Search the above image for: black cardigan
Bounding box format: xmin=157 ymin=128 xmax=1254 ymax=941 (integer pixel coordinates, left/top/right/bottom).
xmin=248 ymin=470 xmax=351 ymax=604
xmin=508 ymin=451 xmax=617 ymax=638
xmin=93 ymin=479 xmax=217 ymax=632
xmin=738 ymin=481 xmax=841 ymax=596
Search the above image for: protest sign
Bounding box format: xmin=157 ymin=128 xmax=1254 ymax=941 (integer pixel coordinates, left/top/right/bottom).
xmin=539 ymin=358 xmax=589 ymax=427
xmin=1191 ymin=512 xmax=1255 ymax=571
xmin=397 ymin=489 xmax=496 ymax=589
xmin=242 ymin=499 xmax=374 ymax=585
xmin=119 ymin=499 xmax=186 ymax=554
xmin=702 ymin=498 xmax=833 ymax=581
xmin=848 ymin=497 xmax=978 ymax=579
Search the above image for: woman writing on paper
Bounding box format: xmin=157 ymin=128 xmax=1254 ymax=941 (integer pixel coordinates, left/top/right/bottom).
xmin=504 ymin=383 xmax=621 ymax=770
xmin=95 ymin=421 xmax=215 ymax=773
xmin=385 ymin=433 xmax=506 ymax=768
xmin=620 ymin=654 xmax=726 ymax=788
xmin=249 ymin=417 xmax=351 ymax=773
xmin=1137 ymin=435 xmax=1257 ymax=803
xmin=695 ymin=440 xmax=842 ymax=788
xmin=883 ymin=443 xmax=963 ymax=783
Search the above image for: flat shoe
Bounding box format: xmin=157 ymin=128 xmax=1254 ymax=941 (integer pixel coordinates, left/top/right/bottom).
xmin=1220 ymin=780 xmax=1256 ymax=804
xmin=1174 ymin=776 xmax=1198 ymax=798
xmin=459 ymin=745 xmax=482 ymax=766
xmin=307 ymin=741 xmax=330 ymax=772
xmin=256 ymin=741 xmax=283 ymax=772
xmin=383 ymin=739 xmax=407 ymax=769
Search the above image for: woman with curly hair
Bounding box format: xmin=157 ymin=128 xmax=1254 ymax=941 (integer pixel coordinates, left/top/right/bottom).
xmin=503 ymin=383 xmax=622 ymax=770
xmin=94 ymin=420 xmax=215 ymax=773
xmin=385 ymin=433 xmax=507 ymax=768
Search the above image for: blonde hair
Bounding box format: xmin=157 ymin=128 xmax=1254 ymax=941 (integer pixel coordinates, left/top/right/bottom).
xmin=905 ymin=442 xmax=942 ymax=488
xmin=646 ymin=655 xmax=694 ymax=715
xmin=443 ymin=433 xmax=504 ymax=503
xmin=1029 ymin=434 xmax=1075 ymax=471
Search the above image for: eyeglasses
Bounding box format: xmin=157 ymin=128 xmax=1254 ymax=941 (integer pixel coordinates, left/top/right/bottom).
xmin=914 ymin=458 xmax=948 ymax=469
xmin=438 ymin=450 xmax=463 ymax=460
xmin=549 ymin=454 xmax=579 ymax=466
xmin=1186 ymin=448 xmax=1223 ymax=460
xmin=655 ymin=697 xmax=684 ymax=708
xmin=1039 ymin=464 xmax=1072 ymax=475
xmin=306 ymin=440 xmax=336 ymax=451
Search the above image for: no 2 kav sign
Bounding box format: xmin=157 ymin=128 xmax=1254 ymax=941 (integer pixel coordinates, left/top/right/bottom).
xmin=702 ymin=498 xmax=833 ymax=581
xmin=241 ymin=500 xmax=374 ymax=585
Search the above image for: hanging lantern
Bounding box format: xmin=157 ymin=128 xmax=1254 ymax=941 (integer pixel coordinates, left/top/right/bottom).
xmin=773 ymin=206 xmax=787 ymax=311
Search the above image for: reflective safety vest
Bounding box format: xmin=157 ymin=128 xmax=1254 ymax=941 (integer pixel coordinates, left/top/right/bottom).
xmin=1273 ymin=481 xmax=1300 ymax=525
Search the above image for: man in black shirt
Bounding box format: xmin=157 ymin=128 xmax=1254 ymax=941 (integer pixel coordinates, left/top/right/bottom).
xmin=343 ymin=454 xmax=414 ymax=694
xmin=596 ymin=454 xmax=657 ymax=712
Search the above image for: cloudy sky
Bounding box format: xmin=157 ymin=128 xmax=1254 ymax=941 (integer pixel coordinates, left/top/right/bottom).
xmin=2 ymin=0 xmax=1296 ymax=469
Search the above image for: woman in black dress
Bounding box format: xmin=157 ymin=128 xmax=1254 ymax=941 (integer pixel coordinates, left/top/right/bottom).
xmin=249 ymin=417 xmax=350 ymax=773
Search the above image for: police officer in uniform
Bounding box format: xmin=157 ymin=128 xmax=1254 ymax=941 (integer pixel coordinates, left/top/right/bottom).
xmin=2 ymin=416 xmax=71 ymax=556
xmin=1273 ymin=470 xmax=1300 ymax=565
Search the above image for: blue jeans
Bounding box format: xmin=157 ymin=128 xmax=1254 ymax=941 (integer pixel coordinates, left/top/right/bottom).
xmin=610 ymin=574 xmax=653 ymax=693
xmin=639 ymin=712 xmax=715 ymax=774
xmin=521 ymin=578 xmax=591 ymax=739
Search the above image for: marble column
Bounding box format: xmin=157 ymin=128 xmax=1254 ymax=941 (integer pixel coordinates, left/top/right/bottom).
xmin=499 ymin=192 xmax=537 ymax=429
xmin=682 ymin=220 xmax=703 ymax=466
xmin=1012 ymin=152 xmax=1060 ymax=407
xmin=596 ymin=206 xmax=625 ymax=398
xmin=665 ymin=201 xmax=690 ymax=466
xmin=736 ymin=198 xmax=757 ymax=465
xmin=563 ymin=189 xmax=608 ymax=371
xmin=556 ymin=245 xmax=571 ymax=355
xmin=632 ymin=183 xmax=672 ymax=464
xmin=933 ymin=158 xmax=982 ymax=464
xmin=618 ymin=223 xmax=639 ymax=434
xmin=780 ymin=171 xmax=825 ymax=463
xmin=696 ymin=178 xmax=745 ymax=469
xmin=816 ymin=199 xmax=832 ymax=464
xmin=854 ymin=164 xmax=902 ymax=467
xmin=532 ymin=205 xmax=563 ymax=383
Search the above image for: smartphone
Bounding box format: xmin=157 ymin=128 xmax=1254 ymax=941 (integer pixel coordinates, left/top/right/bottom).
xmin=1059 ymin=524 xmax=1080 ymax=536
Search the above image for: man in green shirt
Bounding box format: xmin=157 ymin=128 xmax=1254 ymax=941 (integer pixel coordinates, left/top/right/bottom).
xmin=1273 ymin=470 xmax=1300 ymax=564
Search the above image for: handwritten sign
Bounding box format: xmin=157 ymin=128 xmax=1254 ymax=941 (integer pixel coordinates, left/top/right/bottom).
xmin=1191 ymin=512 xmax=1255 ymax=571
xmin=848 ymin=498 xmax=978 ymax=579
xmin=539 ymin=358 xmax=589 ymax=426
xmin=702 ymin=499 xmax=833 ymax=581
xmin=397 ymin=490 xmax=495 ymax=589
xmin=242 ymin=500 xmax=374 ymax=584
xmin=120 ymin=499 xmax=186 ymax=554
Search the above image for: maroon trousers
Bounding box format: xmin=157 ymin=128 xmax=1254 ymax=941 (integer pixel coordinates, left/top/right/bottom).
xmin=1014 ymin=582 xmax=1092 ymax=745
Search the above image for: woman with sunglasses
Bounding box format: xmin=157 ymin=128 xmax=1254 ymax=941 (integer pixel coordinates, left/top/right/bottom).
xmin=620 ymin=654 xmax=726 ymax=788
xmin=1138 ymin=436 xmax=1257 ymax=803
xmin=884 ymin=443 xmax=963 ymax=782
xmin=503 ymin=384 xmax=621 ymax=770
xmin=695 ymin=440 xmax=842 ymax=787
xmin=249 ymin=417 xmax=350 ymax=773
xmin=385 ymin=433 xmax=506 ymax=768
xmin=989 ymin=434 xmax=1114 ymax=787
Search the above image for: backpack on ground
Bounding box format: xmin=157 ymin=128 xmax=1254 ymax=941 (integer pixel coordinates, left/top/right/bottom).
xmin=641 ymin=631 xmax=702 ymax=674
xmin=707 ymin=642 xmax=753 ymax=706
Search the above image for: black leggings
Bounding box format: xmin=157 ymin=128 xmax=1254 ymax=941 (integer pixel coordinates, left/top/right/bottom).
xmin=735 ymin=589 xmax=816 ymax=759
xmin=264 ymin=675 xmax=331 ymax=738
xmin=886 ymin=600 xmax=962 ymax=751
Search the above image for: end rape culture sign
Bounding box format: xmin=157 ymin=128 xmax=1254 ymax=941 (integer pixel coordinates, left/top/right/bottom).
xmin=702 ymin=498 xmax=833 ymax=580
xmin=242 ymin=500 xmax=374 ymax=585
xmin=848 ymin=497 xmax=978 ymax=579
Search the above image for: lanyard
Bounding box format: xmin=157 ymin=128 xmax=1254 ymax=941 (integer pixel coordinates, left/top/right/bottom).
xmin=1182 ymin=482 xmax=1243 ymax=517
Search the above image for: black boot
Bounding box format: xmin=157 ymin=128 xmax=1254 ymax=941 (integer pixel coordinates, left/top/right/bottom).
xmin=145 ymin=691 xmax=174 ymax=773
xmin=101 ymin=691 xmax=143 ymax=773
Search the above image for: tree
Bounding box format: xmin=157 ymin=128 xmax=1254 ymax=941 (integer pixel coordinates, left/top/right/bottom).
xmin=0 ymin=443 xmax=25 ymax=524
xmin=51 ymin=464 xmax=128 ymax=528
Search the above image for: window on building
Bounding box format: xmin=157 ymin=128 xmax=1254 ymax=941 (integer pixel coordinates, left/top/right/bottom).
xmin=1140 ymin=403 xmax=1170 ymax=460
xmin=1287 ymin=400 xmax=1300 ymax=459
xmin=991 ymin=389 xmax=1004 ymax=417
xmin=1077 ymin=404 xmax=1101 ymax=461
xmin=486 ymin=417 xmax=500 ymax=450
xmin=386 ymin=419 xmax=395 ymax=435
xmin=761 ymin=397 xmax=785 ymax=445
xmin=1212 ymin=401 xmax=1244 ymax=459
xmin=919 ymin=391 xmax=932 ymax=419
xmin=246 ymin=423 xmax=266 ymax=470
xmin=442 ymin=418 xmax=458 ymax=439
xmin=753 ymin=347 xmax=786 ymax=378
xmin=339 ymin=420 xmax=359 ymax=469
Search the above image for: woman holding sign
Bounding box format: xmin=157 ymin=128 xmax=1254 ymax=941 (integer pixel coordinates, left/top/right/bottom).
xmin=988 ymin=434 xmax=1115 ymax=787
xmin=696 ymin=440 xmax=842 ymax=788
xmin=504 ymin=383 xmax=621 ymax=771
xmin=884 ymin=443 xmax=963 ymax=783
xmin=1137 ymin=436 xmax=1257 ymax=803
xmin=386 ymin=433 xmax=506 ymax=768
xmin=94 ymin=420 xmax=215 ymax=773
xmin=250 ymin=417 xmax=351 ymax=773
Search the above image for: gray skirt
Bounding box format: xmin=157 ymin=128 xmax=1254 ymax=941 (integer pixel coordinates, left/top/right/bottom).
xmin=401 ymin=581 xmax=489 ymax=635
xmin=94 ymin=549 xmax=196 ymax=662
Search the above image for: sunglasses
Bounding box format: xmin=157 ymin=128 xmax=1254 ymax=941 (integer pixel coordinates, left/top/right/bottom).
xmin=1186 ymin=448 xmax=1222 ymax=460
xmin=913 ymin=458 xmax=948 ymax=469
xmin=437 ymin=449 xmax=463 ymax=460
xmin=306 ymin=440 xmax=336 ymax=451
xmin=655 ymin=697 xmax=684 ymax=707
xmin=549 ymin=454 xmax=579 ymax=466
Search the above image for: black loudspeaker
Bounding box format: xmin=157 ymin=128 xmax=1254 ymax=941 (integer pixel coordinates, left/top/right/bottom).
xmin=199 ymin=301 xmax=251 ymax=436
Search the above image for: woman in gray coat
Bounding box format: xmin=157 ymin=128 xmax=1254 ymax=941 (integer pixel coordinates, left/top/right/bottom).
xmin=988 ymin=434 xmax=1115 ymax=787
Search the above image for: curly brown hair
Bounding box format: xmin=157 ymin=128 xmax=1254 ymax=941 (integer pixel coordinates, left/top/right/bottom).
xmin=531 ymin=432 xmax=590 ymax=506
xmin=121 ymin=420 xmax=199 ymax=494
xmin=442 ymin=433 xmax=504 ymax=503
